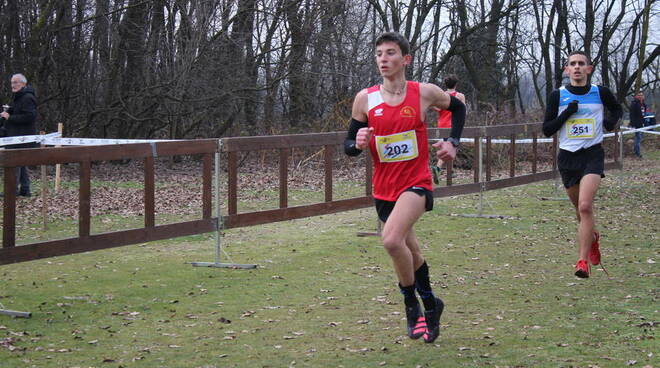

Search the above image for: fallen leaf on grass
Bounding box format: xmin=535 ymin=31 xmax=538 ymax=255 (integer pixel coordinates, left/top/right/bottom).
xmin=345 ymin=347 xmax=374 ymax=353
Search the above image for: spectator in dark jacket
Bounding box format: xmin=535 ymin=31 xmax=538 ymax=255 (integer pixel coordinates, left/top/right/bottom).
xmin=629 ymin=93 xmax=645 ymax=158
xmin=1 ymin=73 xmax=38 ymax=196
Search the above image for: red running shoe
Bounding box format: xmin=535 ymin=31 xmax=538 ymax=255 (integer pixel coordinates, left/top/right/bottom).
xmin=575 ymin=259 xmax=590 ymax=278
xmin=589 ymin=231 xmax=601 ymax=265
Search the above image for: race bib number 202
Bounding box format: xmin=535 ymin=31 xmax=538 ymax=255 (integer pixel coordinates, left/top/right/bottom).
xmin=375 ymin=130 xmax=419 ymax=163
xmin=567 ymin=118 xmax=595 ymax=139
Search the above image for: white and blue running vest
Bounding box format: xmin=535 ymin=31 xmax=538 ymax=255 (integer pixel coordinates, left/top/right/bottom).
xmin=557 ymin=84 xmax=604 ymax=152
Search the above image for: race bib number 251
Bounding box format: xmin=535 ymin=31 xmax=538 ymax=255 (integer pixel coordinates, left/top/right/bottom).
xmin=375 ymin=130 xmax=419 ymax=163
xmin=567 ymin=118 xmax=595 ymax=139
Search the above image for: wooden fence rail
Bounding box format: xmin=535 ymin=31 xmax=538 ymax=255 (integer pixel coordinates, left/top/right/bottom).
xmin=0 ymin=123 xmax=622 ymax=266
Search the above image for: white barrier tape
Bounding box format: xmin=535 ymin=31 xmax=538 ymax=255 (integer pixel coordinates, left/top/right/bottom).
xmin=3 ymin=124 xmax=657 ymax=148
xmin=620 ymin=124 xmax=660 ymax=135
xmin=429 ymin=123 xmax=660 ymax=144
xmin=0 ymin=132 xmax=61 ymax=147
xmin=430 ymin=137 xmax=554 ymax=144
xmin=41 ymin=137 xmax=176 ymax=146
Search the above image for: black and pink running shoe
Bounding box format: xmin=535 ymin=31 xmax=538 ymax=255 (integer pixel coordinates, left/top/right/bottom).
xmin=406 ymin=304 xmax=426 ymax=339
xmin=423 ymin=297 xmax=444 ymax=344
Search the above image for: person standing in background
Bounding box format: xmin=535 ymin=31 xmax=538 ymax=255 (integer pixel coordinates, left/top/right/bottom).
xmin=432 ymin=75 xmax=465 ymax=184
xmin=0 ymin=73 xmax=38 ymax=197
xmin=629 ymin=93 xmax=646 ymax=158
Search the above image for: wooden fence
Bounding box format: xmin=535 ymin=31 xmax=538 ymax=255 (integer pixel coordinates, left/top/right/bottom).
xmin=0 ymin=123 xmax=622 ymax=265
xmin=221 ymin=122 xmax=622 ymax=229
xmin=0 ymin=139 xmax=218 ymax=265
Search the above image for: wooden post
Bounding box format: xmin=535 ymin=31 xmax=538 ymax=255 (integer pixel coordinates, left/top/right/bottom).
xmin=54 ymin=123 xmax=63 ymax=192
xmin=202 ymin=153 xmax=212 ymax=219
xmin=228 ymin=151 xmax=238 ymax=215
xmin=532 ymin=133 xmax=538 ymax=174
xmin=324 ymin=145 xmax=333 ymax=202
xmin=486 ymin=136 xmax=492 ymax=182
xmin=3 ymin=167 xmax=17 ymax=248
xmin=473 ymin=137 xmax=480 ymax=183
xmin=79 ymin=161 xmax=91 ymax=237
xmin=144 ymin=156 xmax=155 ymax=227
xmin=365 ymin=152 xmax=372 ymax=196
xmin=509 ymin=134 xmax=516 ymax=178
xmin=40 ymin=131 xmax=48 ymax=230
xmin=446 ymin=160 xmax=453 ymax=186
xmin=279 ymin=148 xmax=288 ymax=209
xmin=552 ymin=135 xmax=558 ymax=171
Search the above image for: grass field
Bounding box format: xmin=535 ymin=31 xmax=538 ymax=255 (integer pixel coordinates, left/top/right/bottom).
xmin=1 ymin=152 xmax=658 ymax=368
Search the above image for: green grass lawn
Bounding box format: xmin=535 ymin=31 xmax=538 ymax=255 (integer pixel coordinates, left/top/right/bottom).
xmin=1 ymin=155 xmax=658 ymax=368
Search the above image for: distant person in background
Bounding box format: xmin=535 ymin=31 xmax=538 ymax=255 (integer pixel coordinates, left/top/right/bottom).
xmin=542 ymin=51 xmax=622 ymax=279
xmin=432 ymin=75 xmax=465 ymax=184
xmin=629 ymin=93 xmax=646 ymax=158
xmin=0 ymin=73 xmax=38 ymax=197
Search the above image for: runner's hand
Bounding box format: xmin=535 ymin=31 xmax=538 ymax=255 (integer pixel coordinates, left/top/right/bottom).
xmin=356 ymin=127 xmax=374 ymax=150
xmin=433 ymin=140 xmax=456 ymax=162
xmin=566 ymin=100 xmax=579 ymax=115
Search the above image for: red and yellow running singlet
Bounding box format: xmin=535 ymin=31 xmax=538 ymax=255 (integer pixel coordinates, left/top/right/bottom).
xmin=367 ymin=81 xmax=432 ymax=202
xmin=436 ymin=90 xmax=457 ymax=128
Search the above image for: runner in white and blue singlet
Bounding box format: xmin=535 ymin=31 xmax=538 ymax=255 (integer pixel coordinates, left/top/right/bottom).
xmin=543 ymin=51 xmax=622 ymax=279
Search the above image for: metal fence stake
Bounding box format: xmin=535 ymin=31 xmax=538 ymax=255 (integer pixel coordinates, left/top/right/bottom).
xmin=0 ymin=302 xmax=31 ymax=318
xmin=456 ymin=137 xmax=512 ymax=219
xmin=192 ymin=140 xmax=257 ymax=269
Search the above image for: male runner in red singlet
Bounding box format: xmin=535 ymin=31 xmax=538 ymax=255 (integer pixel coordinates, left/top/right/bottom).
xmin=433 ymin=75 xmax=466 ymax=183
xmin=344 ymin=32 xmax=466 ymax=343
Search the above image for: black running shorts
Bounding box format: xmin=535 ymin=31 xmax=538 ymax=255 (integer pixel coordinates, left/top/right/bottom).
xmin=558 ymin=144 xmax=605 ymax=189
xmin=374 ymin=187 xmax=434 ymax=223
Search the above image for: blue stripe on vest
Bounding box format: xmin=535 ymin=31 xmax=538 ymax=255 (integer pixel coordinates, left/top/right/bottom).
xmin=559 ymin=85 xmax=601 ymax=106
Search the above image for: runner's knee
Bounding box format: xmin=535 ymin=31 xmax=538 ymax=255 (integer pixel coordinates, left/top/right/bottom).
xmin=577 ymin=200 xmax=593 ymax=216
xmin=382 ymin=233 xmax=405 ymax=255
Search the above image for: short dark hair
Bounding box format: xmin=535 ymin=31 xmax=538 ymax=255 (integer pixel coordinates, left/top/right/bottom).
xmin=567 ymin=51 xmax=592 ymax=65
xmin=443 ymin=75 xmax=458 ymax=89
xmin=375 ymin=32 xmax=410 ymax=56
